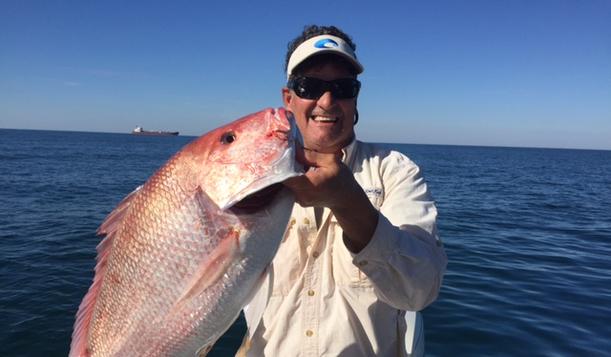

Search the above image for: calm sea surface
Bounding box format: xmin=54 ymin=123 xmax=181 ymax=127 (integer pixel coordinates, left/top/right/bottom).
xmin=1 ymin=129 xmax=610 ymax=356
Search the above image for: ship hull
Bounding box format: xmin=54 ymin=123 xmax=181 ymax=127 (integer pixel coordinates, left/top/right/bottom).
xmin=131 ymin=131 xmax=179 ymax=136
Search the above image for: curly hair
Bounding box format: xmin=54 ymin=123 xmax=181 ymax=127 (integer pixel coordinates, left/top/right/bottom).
xmin=284 ymin=25 xmax=358 ymax=75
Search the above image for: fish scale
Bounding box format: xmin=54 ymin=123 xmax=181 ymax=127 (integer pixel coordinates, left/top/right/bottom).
xmin=71 ymin=108 xmax=299 ymax=356
xmin=104 ymin=177 xmax=242 ymax=354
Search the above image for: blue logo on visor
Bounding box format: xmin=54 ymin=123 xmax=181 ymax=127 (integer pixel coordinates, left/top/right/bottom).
xmin=314 ymin=38 xmax=339 ymax=48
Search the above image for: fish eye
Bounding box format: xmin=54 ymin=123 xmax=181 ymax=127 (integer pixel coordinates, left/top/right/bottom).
xmin=220 ymin=131 xmax=236 ymax=145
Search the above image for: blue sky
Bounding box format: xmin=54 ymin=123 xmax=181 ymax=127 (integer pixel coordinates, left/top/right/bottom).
xmin=1 ymin=0 xmax=610 ymax=150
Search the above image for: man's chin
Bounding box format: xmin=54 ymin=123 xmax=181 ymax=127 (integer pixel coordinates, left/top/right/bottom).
xmin=303 ymin=136 xmax=350 ymax=153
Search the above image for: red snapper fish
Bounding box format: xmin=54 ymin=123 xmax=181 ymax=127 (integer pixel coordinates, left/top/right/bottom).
xmin=70 ymin=108 xmax=299 ymax=356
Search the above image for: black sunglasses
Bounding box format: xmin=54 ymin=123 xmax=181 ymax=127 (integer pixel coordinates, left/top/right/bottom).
xmin=287 ymin=76 xmax=361 ymax=100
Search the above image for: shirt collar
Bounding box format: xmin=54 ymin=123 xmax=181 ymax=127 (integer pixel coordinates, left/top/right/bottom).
xmin=340 ymin=138 xmax=358 ymax=167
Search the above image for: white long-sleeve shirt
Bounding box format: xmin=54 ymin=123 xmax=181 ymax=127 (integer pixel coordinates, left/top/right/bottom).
xmin=239 ymin=140 xmax=447 ymax=357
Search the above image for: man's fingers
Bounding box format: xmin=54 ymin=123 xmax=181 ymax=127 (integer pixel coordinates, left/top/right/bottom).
xmin=283 ymin=175 xmax=308 ymax=190
xmin=283 ymin=168 xmax=321 ymax=189
xmin=284 ymin=147 xmax=345 ymax=207
xmin=283 ymin=174 xmax=316 ymax=206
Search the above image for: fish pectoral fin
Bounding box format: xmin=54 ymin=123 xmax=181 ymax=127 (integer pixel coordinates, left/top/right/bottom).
xmin=175 ymin=229 xmax=241 ymax=308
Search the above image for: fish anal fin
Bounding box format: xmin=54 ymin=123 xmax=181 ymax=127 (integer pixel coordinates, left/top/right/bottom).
xmin=69 ymin=186 xmax=142 ymax=357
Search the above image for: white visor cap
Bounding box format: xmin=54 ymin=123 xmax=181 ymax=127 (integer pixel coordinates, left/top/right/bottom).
xmin=286 ymin=34 xmax=364 ymax=79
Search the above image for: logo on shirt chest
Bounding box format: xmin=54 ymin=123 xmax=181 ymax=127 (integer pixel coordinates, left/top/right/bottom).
xmin=364 ymin=187 xmax=383 ymax=198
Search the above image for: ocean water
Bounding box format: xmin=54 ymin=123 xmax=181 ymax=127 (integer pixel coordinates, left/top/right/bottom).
xmin=1 ymin=128 xmax=610 ymax=356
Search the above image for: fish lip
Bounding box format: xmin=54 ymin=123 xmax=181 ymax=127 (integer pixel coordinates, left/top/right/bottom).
xmin=271 ymin=129 xmax=290 ymax=141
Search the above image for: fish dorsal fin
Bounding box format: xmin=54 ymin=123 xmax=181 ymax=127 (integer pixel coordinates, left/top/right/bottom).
xmin=69 ymin=186 xmax=142 ymax=357
xmin=96 ymin=185 xmax=142 ymax=236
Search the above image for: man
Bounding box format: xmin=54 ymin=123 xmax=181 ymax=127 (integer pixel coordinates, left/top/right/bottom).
xmin=238 ymin=25 xmax=447 ymax=356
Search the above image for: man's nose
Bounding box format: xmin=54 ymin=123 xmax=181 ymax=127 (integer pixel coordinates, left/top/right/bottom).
xmin=316 ymin=90 xmax=336 ymax=109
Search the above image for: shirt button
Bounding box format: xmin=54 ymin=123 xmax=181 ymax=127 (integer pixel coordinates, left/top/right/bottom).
xmin=312 ymin=251 xmax=320 ymax=258
xmin=303 ymin=217 xmax=310 ymax=225
xmin=305 ymin=330 xmax=314 ymax=337
xmin=289 ymin=218 xmax=296 ymax=226
xmin=307 ymin=289 xmax=315 ymax=296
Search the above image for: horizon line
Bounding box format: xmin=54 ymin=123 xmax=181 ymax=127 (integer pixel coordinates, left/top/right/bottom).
xmin=1 ymin=127 xmax=609 ymax=152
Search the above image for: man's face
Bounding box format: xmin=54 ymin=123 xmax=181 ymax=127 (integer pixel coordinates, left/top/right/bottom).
xmin=282 ymin=61 xmax=357 ymax=154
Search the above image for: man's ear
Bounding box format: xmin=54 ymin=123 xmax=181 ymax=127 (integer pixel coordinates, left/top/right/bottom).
xmin=282 ymin=87 xmax=292 ymax=108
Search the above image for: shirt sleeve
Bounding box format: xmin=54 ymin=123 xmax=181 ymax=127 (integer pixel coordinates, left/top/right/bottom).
xmin=351 ymin=151 xmax=447 ymax=311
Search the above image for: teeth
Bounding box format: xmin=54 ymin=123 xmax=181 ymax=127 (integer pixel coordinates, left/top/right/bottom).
xmin=311 ymin=116 xmax=337 ymax=122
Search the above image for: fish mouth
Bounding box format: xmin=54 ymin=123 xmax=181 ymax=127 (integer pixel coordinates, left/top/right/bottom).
xmin=229 ymin=183 xmax=284 ymax=214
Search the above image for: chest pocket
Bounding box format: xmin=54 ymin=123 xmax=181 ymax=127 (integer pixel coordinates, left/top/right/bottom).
xmin=270 ymin=219 xmax=311 ymax=296
xmin=331 ymin=180 xmax=384 ymax=287
xmin=329 ymin=214 xmax=379 ymax=289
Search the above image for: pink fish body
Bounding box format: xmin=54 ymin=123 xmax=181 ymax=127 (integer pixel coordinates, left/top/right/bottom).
xmin=71 ymin=108 xmax=299 ymax=356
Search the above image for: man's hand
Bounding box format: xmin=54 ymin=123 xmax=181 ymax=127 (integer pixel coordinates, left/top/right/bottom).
xmin=283 ymin=148 xmax=353 ymax=209
xmin=283 ymin=146 xmax=379 ymax=253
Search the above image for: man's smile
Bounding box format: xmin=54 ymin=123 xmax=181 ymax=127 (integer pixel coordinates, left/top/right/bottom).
xmin=310 ymin=115 xmax=339 ymax=123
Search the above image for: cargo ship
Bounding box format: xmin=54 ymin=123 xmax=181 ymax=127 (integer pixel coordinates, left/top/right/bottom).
xmin=131 ymin=126 xmax=179 ymax=136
